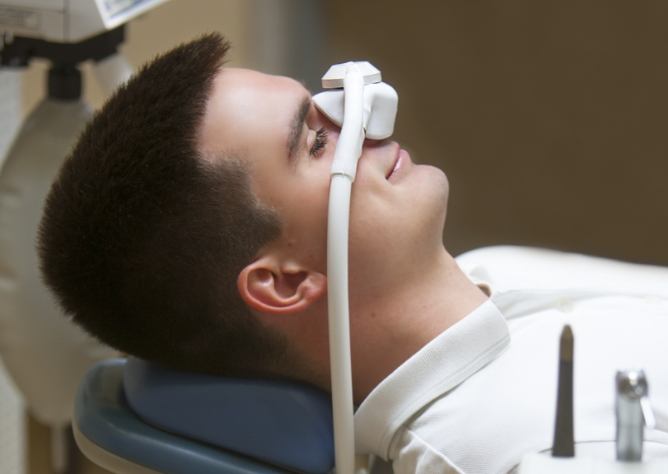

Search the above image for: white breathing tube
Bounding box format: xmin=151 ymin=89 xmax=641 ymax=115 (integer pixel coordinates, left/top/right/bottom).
xmin=313 ymin=62 xmax=398 ymax=474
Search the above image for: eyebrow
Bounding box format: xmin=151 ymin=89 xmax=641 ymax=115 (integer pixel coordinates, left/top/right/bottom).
xmin=287 ymin=96 xmax=311 ymax=162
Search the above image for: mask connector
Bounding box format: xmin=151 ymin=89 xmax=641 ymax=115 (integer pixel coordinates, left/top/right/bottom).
xmin=312 ymin=61 xmax=398 ymax=181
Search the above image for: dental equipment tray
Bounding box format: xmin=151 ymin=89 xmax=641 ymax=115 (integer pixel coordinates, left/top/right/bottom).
xmin=75 ymin=357 xmax=334 ymax=474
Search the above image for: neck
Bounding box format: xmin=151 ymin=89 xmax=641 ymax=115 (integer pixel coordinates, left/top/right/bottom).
xmin=350 ymin=248 xmax=488 ymax=403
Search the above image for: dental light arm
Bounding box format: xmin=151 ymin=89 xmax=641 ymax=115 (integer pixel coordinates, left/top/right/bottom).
xmin=314 ymin=62 xmax=397 ymax=474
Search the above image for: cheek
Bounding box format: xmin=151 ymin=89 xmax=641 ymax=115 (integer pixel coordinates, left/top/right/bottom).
xmin=347 ymin=167 xmax=449 ymax=276
xmin=348 ymin=195 xmax=402 ymax=276
xmin=279 ymin=174 xmax=330 ymax=266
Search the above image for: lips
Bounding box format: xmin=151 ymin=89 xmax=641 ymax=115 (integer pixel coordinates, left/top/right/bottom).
xmin=386 ymin=144 xmax=401 ymax=180
xmin=386 ymin=157 xmax=400 ymax=179
xmin=387 ymin=144 xmax=413 ymax=182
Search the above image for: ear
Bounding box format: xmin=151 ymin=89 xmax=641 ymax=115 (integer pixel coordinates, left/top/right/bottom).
xmin=237 ymin=256 xmax=326 ymax=315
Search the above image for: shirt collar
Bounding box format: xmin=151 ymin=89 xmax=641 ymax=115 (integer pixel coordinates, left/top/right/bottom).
xmin=353 ymin=298 xmax=510 ymax=459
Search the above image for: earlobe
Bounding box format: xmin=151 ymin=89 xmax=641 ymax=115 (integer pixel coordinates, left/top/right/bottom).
xmin=237 ymin=257 xmax=326 ymax=315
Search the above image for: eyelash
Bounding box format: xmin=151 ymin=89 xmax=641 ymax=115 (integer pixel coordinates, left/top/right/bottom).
xmin=309 ymin=127 xmax=328 ymax=158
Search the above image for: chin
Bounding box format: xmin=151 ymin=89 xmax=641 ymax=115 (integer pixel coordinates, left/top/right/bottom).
xmin=415 ymin=164 xmax=449 ymax=209
xmin=404 ymin=164 xmax=449 ymax=243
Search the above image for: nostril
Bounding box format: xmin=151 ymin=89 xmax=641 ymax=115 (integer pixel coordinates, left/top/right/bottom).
xmin=364 ymin=137 xmax=388 ymax=148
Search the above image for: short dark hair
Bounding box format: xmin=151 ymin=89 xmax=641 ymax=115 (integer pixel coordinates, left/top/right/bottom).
xmin=38 ymin=34 xmax=288 ymax=377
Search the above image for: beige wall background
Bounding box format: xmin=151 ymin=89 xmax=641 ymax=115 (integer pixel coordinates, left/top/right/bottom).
xmin=327 ymin=0 xmax=668 ymax=265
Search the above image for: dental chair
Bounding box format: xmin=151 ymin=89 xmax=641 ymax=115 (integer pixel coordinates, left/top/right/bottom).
xmin=73 ymin=357 xmax=335 ymax=474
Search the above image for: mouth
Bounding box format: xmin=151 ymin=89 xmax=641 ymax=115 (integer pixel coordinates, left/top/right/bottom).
xmin=386 ymin=145 xmax=409 ymax=181
xmin=386 ymin=144 xmax=400 ymax=179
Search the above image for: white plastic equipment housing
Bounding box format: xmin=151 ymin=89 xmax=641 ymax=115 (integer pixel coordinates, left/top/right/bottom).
xmin=0 ymin=0 xmax=168 ymax=42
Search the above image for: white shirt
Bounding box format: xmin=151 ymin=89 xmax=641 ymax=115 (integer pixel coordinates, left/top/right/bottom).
xmin=354 ymin=246 xmax=668 ymax=474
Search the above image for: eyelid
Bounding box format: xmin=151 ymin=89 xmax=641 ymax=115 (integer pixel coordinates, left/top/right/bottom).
xmin=303 ymin=108 xmax=318 ymax=145
xmin=300 ymin=104 xmax=326 ymax=158
xmin=306 ymin=127 xmax=319 ymax=152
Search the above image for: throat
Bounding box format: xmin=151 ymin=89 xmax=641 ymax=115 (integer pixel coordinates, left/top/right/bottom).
xmin=350 ymin=250 xmax=489 ymax=402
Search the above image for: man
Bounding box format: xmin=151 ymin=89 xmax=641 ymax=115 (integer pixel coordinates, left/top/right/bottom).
xmin=39 ymin=34 xmax=668 ymax=473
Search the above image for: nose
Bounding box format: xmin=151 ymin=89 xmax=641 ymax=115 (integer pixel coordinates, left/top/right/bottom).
xmin=363 ymin=136 xmax=389 ymax=148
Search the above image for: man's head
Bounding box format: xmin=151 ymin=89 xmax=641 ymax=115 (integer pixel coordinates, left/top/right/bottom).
xmin=39 ymin=33 xmax=450 ymax=386
xmin=200 ymin=67 xmax=451 ymax=383
xmin=39 ymin=34 xmax=290 ymax=378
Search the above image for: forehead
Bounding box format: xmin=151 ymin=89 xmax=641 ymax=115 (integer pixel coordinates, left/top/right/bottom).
xmin=198 ymin=67 xmax=308 ymax=155
xmin=215 ymin=67 xmax=306 ymax=104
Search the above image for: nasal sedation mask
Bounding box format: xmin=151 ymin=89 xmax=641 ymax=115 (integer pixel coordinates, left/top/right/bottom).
xmin=313 ymin=61 xmax=398 ymax=474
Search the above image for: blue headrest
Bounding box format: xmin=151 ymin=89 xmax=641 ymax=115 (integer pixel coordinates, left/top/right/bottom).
xmin=123 ymin=357 xmax=334 ymax=474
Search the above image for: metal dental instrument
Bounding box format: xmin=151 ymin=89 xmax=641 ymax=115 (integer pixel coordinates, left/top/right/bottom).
xmin=552 ymin=324 xmax=575 ymax=457
xmin=615 ymin=369 xmax=654 ymax=462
